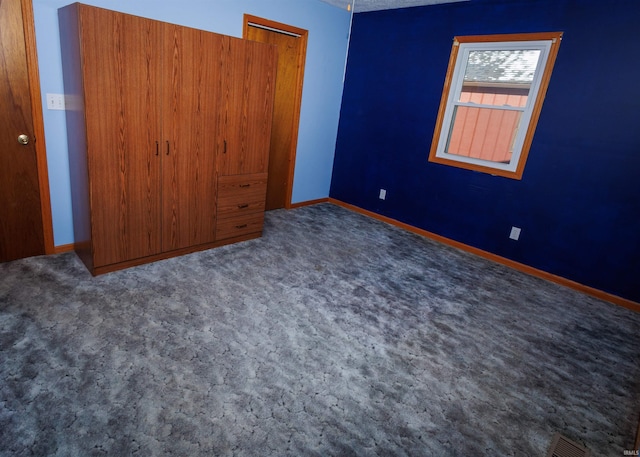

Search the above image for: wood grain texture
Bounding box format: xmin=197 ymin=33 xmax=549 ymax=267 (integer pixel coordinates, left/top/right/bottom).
xmin=162 ymin=25 xmax=221 ymax=251
xmin=0 ymin=0 xmax=45 ymax=261
xmin=215 ymin=212 xmax=264 ymax=240
xmin=244 ymin=17 xmax=308 ymax=210
xmin=218 ymin=36 xmax=276 ymax=176
xmin=21 ymin=0 xmax=54 ymax=254
xmin=217 ymin=173 xmax=268 ymax=193
xmin=217 ymin=173 xmax=267 ymax=218
xmin=77 ymin=6 xmax=163 ymax=268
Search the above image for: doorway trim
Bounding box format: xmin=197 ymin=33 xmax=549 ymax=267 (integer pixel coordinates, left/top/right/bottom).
xmin=20 ymin=0 xmax=54 ymax=254
xmin=243 ymin=14 xmax=307 ymax=210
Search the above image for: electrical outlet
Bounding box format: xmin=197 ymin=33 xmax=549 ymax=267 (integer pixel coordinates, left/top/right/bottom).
xmin=379 ymin=189 xmax=386 ymax=200
xmin=509 ymin=226 xmax=521 ymax=241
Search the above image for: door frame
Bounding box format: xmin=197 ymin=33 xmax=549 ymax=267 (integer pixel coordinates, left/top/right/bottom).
xmin=243 ymin=14 xmax=307 ymax=210
xmin=18 ymin=0 xmax=54 ymax=253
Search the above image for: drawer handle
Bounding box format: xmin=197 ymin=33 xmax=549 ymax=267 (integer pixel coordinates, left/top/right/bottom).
xmin=235 ymin=224 xmax=248 ymax=229
xmin=239 ymin=184 xmax=251 ymax=188
xmin=237 ymin=204 xmax=249 ymax=209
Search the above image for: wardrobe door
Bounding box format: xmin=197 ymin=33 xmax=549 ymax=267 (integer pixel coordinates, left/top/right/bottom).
xmin=218 ymin=36 xmax=277 ymax=176
xmin=79 ymin=6 xmax=162 ymax=267
xmin=162 ymin=25 xmax=222 ymax=251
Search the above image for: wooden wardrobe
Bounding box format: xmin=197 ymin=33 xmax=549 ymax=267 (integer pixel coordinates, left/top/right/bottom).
xmin=59 ymin=3 xmax=276 ymax=275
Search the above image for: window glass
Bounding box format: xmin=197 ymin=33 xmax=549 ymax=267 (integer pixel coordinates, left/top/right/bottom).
xmin=428 ymin=33 xmax=562 ymax=179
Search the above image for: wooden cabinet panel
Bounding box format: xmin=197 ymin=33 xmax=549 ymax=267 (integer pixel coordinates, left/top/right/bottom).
xmin=218 ymin=37 xmax=276 ymax=176
xmin=241 ymin=40 xmax=277 ymax=174
xmin=162 ymin=24 xmax=222 ymax=251
xmin=77 ymin=7 xmax=162 ymax=267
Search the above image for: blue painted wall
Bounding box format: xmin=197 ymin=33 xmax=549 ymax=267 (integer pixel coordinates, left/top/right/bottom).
xmin=331 ymin=0 xmax=640 ymax=302
xmin=32 ymin=0 xmax=352 ymax=246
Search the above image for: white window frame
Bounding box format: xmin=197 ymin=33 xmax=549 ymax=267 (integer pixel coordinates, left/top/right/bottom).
xmin=428 ymin=32 xmax=562 ymax=179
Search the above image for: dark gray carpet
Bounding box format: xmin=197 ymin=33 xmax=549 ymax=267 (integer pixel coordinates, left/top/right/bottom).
xmin=1 ymin=203 xmax=639 ymax=456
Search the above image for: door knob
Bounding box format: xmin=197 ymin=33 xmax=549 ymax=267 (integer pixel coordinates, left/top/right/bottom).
xmin=17 ymin=134 xmax=29 ymax=145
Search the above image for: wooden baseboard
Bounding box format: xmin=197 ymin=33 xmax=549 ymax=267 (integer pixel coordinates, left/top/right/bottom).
xmin=288 ymin=197 xmax=329 ymax=209
xmin=53 ymin=243 xmax=77 ymax=254
xmin=328 ymin=198 xmax=640 ymax=313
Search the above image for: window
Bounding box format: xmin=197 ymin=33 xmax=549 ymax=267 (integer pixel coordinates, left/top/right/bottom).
xmin=428 ymin=32 xmax=562 ymax=179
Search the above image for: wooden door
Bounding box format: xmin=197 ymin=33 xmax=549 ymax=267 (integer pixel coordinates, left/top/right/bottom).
xmin=162 ymin=25 xmax=222 ymax=251
xmin=244 ymin=16 xmax=307 ymax=210
xmin=78 ymin=6 xmax=163 ymax=267
xmin=0 ymin=0 xmax=45 ymax=261
xmin=218 ymin=36 xmax=277 ymax=176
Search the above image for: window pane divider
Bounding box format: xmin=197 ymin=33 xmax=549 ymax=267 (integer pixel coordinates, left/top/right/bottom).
xmin=453 ymin=102 xmax=526 ymax=111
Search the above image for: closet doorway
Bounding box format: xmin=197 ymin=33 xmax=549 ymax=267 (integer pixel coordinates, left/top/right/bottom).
xmin=243 ymin=15 xmax=307 ymax=210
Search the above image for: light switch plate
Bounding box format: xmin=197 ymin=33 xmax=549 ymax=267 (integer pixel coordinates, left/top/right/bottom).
xmin=46 ymin=93 xmax=66 ymax=110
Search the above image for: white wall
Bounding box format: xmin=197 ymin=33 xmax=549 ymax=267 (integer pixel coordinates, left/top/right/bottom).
xmin=32 ymin=0 xmax=352 ymax=246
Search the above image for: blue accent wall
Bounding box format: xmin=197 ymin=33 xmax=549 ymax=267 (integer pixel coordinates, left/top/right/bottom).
xmin=32 ymin=0 xmax=351 ymax=246
xmin=331 ymin=0 xmax=640 ymax=302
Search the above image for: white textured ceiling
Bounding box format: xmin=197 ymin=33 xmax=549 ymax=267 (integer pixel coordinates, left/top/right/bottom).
xmin=319 ymin=0 xmax=469 ymax=13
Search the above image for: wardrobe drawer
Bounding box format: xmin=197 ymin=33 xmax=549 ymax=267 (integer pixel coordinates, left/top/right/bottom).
xmin=218 ymin=173 xmax=267 ymax=198
xmin=216 ymin=212 xmax=265 ymax=240
xmin=217 ymin=190 xmax=265 ymax=218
